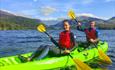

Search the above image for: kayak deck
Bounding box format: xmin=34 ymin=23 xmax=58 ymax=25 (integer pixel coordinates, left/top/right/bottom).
xmin=0 ymin=41 xmax=108 ymax=70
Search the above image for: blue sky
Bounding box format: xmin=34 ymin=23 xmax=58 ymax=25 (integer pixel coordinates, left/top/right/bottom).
xmin=0 ymin=0 xmax=115 ymax=20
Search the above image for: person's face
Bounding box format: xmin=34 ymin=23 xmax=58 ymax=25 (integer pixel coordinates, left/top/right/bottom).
xmin=90 ymin=21 xmax=96 ymax=28
xmin=63 ymin=21 xmax=70 ymax=31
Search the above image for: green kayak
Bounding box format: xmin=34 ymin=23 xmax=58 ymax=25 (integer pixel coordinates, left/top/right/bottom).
xmin=0 ymin=41 xmax=108 ymax=70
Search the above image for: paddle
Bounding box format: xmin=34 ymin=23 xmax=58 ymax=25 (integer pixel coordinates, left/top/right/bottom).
xmin=37 ymin=24 xmax=92 ymax=70
xmin=94 ymin=44 xmax=112 ymax=64
xmin=68 ymin=10 xmax=78 ymax=23
xmin=68 ymin=10 xmax=112 ymax=65
xmin=37 ymin=24 xmax=60 ymax=47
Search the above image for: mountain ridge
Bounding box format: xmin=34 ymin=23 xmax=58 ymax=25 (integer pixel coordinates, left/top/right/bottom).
xmin=0 ymin=10 xmax=115 ymax=30
xmin=0 ymin=10 xmax=42 ymax=30
xmin=49 ymin=16 xmax=115 ymax=29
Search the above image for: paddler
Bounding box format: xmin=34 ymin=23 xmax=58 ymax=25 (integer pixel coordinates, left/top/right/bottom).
xmin=18 ymin=20 xmax=77 ymax=61
xmin=77 ymin=21 xmax=99 ymax=48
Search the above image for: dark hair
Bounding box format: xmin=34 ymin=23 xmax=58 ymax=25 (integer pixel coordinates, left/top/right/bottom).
xmin=89 ymin=20 xmax=95 ymax=23
xmin=62 ymin=19 xmax=71 ymax=28
xmin=63 ymin=19 xmax=69 ymax=23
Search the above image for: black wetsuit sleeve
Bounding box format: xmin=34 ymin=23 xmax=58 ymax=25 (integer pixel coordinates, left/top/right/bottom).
xmin=70 ymin=32 xmax=75 ymax=46
xmin=50 ymin=37 xmax=61 ymax=48
xmin=70 ymin=32 xmax=76 ymax=51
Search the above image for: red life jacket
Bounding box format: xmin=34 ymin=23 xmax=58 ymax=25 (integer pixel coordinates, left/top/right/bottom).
xmin=59 ymin=31 xmax=74 ymax=49
xmin=85 ymin=28 xmax=97 ymax=40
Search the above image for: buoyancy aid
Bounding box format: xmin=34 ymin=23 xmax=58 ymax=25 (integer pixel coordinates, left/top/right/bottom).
xmin=59 ymin=31 xmax=74 ymax=49
xmin=85 ymin=28 xmax=97 ymax=40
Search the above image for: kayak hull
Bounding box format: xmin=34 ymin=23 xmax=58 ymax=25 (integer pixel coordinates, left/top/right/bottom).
xmin=0 ymin=41 xmax=108 ymax=70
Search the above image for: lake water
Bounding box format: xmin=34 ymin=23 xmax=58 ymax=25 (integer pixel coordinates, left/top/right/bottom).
xmin=0 ymin=30 xmax=115 ymax=70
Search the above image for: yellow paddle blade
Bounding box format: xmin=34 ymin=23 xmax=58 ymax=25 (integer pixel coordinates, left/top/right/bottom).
xmin=68 ymin=10 xmax=76 ymax=19
xmin=76 ymin=65 xmax=82 ymax=70
xmin=73 ymin=58 xmax=92 ymax=70
xmin=98 ymin=49 xmax=112 ymax=64
xmin=37 ymin=24 xmax=46 ymax=32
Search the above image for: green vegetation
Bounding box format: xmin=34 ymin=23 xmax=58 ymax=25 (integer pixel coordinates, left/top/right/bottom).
xmin=97 ymin=24 xmax=115 ymax=29
xmin=0 ymin=16 xmax=41 ymax=30
xmin=0 ymin=10 xmax=42 ymax=30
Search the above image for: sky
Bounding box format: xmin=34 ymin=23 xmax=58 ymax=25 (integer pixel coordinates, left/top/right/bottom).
xmin=0 ymin=0 xmax=115 ymax=20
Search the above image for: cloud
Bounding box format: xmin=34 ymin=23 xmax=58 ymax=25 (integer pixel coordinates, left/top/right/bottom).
xmin=0 ymin=9 xmax=31 ymax=18
xmin=40 ymin=17 xmax=58 ymax=20
xmin=77 ymin=13 xmax=97 ymax=17
xmin=19 ymin=9 xmax=38 ymax=16
xmin=77 ymin=13 xmax=109 ymax=19
xmin=81 ymin=0 xmax=93 ymax=4
xmin=33 ymin=0 xmax=38 ymax=2
xmin=40 ymin=6 xmax=56 ymax=16
xmin=0 ymin=9 xmax=14 ymax=14
xmin=105 ymin=0 xmax=115 ymax=2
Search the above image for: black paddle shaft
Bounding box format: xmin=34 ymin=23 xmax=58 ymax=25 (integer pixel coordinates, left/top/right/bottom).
xmin=44 ymin=32 xmax=61 ymax=48
xmin=69 ymin=54 xmax=73 ymax=58
xmin=44 ymin=32 xmax=50 ymax=37
xmin=74 ymin=19 xmax=78 ymax=23
xmin=70 ymin=14 xmax=78 ymax=24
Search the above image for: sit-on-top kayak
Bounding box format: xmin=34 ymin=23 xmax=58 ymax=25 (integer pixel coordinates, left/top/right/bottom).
xmin=0 ymin=41 xmax=108 ymax=70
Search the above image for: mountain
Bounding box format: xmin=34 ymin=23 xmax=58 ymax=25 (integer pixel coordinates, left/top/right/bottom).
xmin=42 ymin=20 xmax=61 ymax=26
xmin=0 ymin=10 xmax=15 ymax=16
xmin=108 ymin=17 xmax=115 ymax=24
xmin=0 ymin=10 xmax=114 ymax=30
xmin=49 ymin=16 xmax=115 ymax=29
xmin=0 ymin=10 xmax=42 ymax=30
